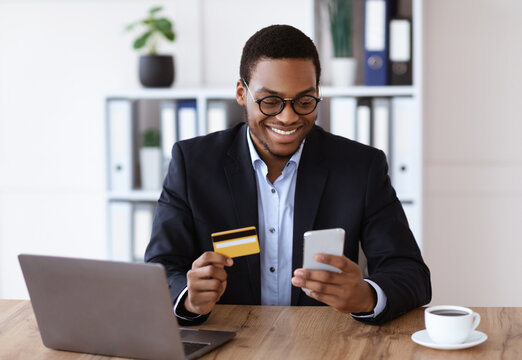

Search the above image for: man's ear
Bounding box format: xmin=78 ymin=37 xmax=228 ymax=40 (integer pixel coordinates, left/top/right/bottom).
xmin=236 ymin=79 xmax=246 ymax=106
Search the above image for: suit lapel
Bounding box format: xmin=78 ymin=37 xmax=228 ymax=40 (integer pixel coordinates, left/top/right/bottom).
xmin=224 ymin=124 xmax=261 ymax=304
xmin=291 ymin=127 xmax=328 ymax=305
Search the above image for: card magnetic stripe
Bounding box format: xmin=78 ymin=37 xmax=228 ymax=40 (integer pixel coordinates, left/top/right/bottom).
xmin=211 ymin=227 xmax=257 ymax=242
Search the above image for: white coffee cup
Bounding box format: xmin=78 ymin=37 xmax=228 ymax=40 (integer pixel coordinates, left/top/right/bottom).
xmin=425 ymin=305 xmax=481 ymax=344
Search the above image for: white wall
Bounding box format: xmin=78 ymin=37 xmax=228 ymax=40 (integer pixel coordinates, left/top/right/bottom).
xmin=2 ymin=0 xmax=521 ymax=307
xmin=0 ymin=0 xmax=313 ymax=299
xmin=0 ymin=0 xmax=147 ymax=299
xmin=423 ymin=0 xmax=522 ymax=306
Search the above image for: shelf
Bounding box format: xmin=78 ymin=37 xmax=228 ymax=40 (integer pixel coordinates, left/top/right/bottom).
xmin=106 ymin=87 xmax=237 ymax=100
xmin=106 ymin=85 xmax=418 ymax=101
xmin=107 ymin=190 xmax=161 ymax=202
xmin=320 ymin=86 xmax=417 ymax=98
xmin=105 ymin=0 xmax=424 ymax=255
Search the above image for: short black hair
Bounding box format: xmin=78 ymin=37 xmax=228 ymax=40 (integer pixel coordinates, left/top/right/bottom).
xmin=239 ymin=24 xmax=321 ymax=86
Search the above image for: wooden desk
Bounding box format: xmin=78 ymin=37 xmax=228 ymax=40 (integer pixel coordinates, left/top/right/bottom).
xmin=0 ymin=300 xmax=520 ymax=359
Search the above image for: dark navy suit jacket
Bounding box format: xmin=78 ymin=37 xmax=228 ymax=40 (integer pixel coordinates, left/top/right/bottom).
xmin=145 ymin=123 xmax=431 ymax=325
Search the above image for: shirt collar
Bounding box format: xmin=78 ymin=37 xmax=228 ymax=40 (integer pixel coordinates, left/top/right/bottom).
xmin=246 ymin=125 xmax=304 ymax=170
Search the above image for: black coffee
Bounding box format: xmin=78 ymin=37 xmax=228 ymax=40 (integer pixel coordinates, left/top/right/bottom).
xmin=431 ymin=310 xmax=468 ymax=316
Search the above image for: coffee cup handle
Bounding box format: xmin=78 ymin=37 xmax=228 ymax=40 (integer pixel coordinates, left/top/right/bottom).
xmin=471 ymin=312 xmax=481 ymax=331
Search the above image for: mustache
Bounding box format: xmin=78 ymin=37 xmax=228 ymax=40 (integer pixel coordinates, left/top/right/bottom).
xmin=242 ymin=108 xmax=317 ymax=126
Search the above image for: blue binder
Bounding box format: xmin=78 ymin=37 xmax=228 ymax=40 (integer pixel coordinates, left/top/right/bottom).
xmin=363 ymin=0 xmax=391 ymax=86
xmin=176 ymin=100 xmax=198 ymax=141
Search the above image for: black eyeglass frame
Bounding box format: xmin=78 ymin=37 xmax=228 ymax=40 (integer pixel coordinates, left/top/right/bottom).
xmin=242 ymin=79 xmax=323 ymax=116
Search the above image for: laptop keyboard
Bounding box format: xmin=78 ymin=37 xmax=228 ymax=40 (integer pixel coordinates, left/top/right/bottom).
xmin=183 ymin=341 xmax=210 ymax=355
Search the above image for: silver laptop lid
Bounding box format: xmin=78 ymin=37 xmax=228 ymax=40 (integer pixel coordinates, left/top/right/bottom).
xmin=19 ymin=254 xmax=186 ymax=360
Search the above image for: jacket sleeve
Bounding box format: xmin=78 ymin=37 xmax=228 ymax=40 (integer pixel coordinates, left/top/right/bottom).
xmin=356 ymin=150 xmax=431 ymax=325
xmin=144 ymin=142 xmax=210 ymax=325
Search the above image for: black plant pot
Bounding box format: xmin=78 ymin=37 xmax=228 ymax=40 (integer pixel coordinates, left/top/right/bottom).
xmin=139 ymin=55 xmax=175 ymax=88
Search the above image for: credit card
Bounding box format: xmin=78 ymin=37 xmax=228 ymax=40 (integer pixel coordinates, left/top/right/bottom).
xmin=211 ymin=226 xmax=260 ymax=258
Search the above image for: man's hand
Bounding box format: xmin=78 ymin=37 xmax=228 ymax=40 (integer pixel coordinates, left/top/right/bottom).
xmin=184 ymin=251 xmax=233 ymax=315
xmin=291 ymin=254 xmax=377 ymax=314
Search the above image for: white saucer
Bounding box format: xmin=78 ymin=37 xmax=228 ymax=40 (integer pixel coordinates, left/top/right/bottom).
xmin=411 ymin=329 xmax=488 ymax=350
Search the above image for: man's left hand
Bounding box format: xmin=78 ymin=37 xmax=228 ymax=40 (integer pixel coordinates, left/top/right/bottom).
xmin=291 ymin=254 xmax=377 ymax=314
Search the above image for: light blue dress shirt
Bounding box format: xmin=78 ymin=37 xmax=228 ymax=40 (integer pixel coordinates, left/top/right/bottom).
xmin=246 ymin=128 xmax=387 ymax=317
xmin=174 ymin=127 xmax=387 ymax=319
xmin=246 ymin=128 xmax=302 ymax=306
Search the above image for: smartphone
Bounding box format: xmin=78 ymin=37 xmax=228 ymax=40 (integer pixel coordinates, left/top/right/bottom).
xmin=301 ymin=228 xmax=345 ymax=293
xmin=303 ymin=228 xmax=345 ymax=272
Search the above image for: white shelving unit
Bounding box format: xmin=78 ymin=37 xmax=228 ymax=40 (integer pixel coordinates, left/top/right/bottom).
xmin=105 ymin=0 xmax=424 ymax=260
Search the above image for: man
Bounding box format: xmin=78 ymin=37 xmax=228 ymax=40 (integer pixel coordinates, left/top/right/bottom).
xmin=145 ymin=25 xmax=431 ymax=325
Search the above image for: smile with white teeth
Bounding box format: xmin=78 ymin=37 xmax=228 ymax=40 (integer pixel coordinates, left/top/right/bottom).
xmin=271 ymin=127 xmax=297 ymax=135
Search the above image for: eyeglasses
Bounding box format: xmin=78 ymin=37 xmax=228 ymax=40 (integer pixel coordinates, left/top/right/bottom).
xmin=242 ymin=79 xmax=322 ymax=116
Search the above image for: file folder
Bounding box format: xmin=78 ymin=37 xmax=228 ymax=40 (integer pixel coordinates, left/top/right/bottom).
xmin=389 ymin=19 xmax=412 ymax=85
xmin=177 ymin=100 xmax=198 ymax=141
xmin=372 ymin=97 xmax=390 ymax=158
xmin=402 ymin=202 xmax=420 ymax=244
xmin=363 ymin=0 xmax=391 ymax=86
xmin=133 ymin=203 xmax=155 ymax=262
xmin=207 ymin=100 xmax=228 ymax=134
xmin=109 ymin=201 xmax=133 ymax=261
xmin=160 ymin=101 xmax=177 ymax=174
xmin=391 ymin=97 xmax=418 ymax=201
xmin=107 ymin=99 xmax=134 ymax=191
xmin=356 ymin=98 xmax=372 ymax=146
xmin=330 ymin=97 xmax=357 ymax=140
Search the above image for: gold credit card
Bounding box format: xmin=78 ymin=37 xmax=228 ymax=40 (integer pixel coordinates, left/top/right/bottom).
xmin=211 ymin=226 xmax=260 ymax=258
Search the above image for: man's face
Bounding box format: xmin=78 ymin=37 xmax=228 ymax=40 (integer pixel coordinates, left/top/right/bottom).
xmin=236 ymin=58 xmax=318 ymax=161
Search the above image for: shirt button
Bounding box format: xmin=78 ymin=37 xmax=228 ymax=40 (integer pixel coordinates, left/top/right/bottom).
xmin=269 ymin=267 xmax=275 ymax=272
xmin=269 ymin=228 xmax=275 ymax=233
xmin=271 ymin=188 xmax=276 ymax=194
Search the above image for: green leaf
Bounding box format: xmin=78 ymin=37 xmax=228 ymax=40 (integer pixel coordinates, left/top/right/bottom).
xmin=157 ymin=28 xmax=175 ymax=42
xmin=154 ymin=18 xmax=175 ymax=42
xmin=328 ymin=0 xmax=353 ymax=57
xmin=133 ymin=31 xmax=152 ymax=49
xmin=126 ymin=6 xmax=175 ymax=51
xmin=155 ymin=18 xmax=172 ymax=33
xmin=164 ymin=30 xmax=175 ymax=42
xmin=143 ymin=129 xmax=161 ymax=147
xmin=149 ymin=6 xmax=163 ymax=16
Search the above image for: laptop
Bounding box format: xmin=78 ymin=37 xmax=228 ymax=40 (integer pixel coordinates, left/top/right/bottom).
xmin=18 ymin=254 xmax=235 ymax=360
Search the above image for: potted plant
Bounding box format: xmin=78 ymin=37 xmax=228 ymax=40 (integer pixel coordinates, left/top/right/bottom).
xmin=126 ymin=6 xmax=176 ymax=87
xmin=140 ymin=129 xmax=162 ymax=190
xmin=327 ymin=0 xmax=356 ymax=86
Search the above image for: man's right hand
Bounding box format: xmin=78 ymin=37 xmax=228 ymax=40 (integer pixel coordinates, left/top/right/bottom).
xmin=184 ymin=251 xmax=233 ymax=315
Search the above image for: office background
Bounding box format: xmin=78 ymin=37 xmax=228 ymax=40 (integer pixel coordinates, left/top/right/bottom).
xmin=0 ymin=0 xmax=521 ymax=307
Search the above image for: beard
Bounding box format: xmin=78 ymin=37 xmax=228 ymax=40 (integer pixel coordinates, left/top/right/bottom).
xmin=243 ymin=107 xmax=314 ymax=160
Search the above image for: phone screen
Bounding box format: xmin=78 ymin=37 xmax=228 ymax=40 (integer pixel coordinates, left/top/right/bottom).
xmin=302 ymin=228 xmax=345 ymax=273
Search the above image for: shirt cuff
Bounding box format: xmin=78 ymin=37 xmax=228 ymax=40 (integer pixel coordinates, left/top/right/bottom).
xmin=173 ymin=287 xmax=203 ymax=321
xmin=351 ymin=279 xmax=387 ymax=319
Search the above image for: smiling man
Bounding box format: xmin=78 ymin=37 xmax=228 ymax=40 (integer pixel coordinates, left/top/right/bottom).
xmin=145 ymin=25 xmax=431 ymax=325
xmin=238 ymin=58 xmax=317 ymax=183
